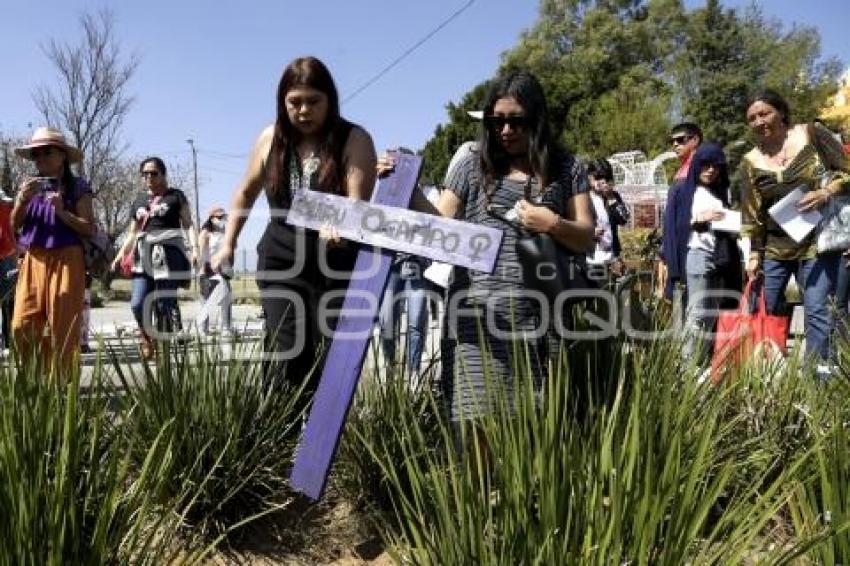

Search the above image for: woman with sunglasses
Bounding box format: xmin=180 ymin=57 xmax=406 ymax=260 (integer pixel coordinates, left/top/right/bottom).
xmin=386 ymin=71 xmax=593 ymax=426
xmin=681 ymin=143 xmax=741 ymax=365
xmin=198 ymin=205 xmax=232 ymax=334
xmin=11 ymin=127 xmax=95 ymax=370
xmin=211 ymin=56 xmax=376 ymax=390
xmin=111 ymin=156 xmax=198 ymax=359
xmin=741 ymin=89 xmax=850 ymax=365
xmin=585 ymin=158 xmax=629 ymax=280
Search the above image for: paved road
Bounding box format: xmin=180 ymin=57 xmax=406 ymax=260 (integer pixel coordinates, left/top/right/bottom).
xmin=88 ymin=300 xmax=265 ymax=340
xmin=79 ymin=297 xmax=805 ymax=384
xmin=82 ymin=297 xmax=446 ymax=385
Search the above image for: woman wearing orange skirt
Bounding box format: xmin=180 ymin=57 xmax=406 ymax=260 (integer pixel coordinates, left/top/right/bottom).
xmin=11 ymin=127 xmax=94 ymax=371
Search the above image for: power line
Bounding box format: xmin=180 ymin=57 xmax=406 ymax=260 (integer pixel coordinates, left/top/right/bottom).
xmin=342 ymin=0 xmax=476 ymax=105
xmin=197 ymin=147 xmax=248 ymax=160
xmin=202 ymin=163 xmax=244 ymax=176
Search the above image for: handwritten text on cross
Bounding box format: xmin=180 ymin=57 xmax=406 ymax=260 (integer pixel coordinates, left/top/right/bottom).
xmin=287 ymin=188 xmax=503 ymax=272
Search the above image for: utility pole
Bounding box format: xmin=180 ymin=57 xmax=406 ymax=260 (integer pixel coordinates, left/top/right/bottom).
xmin=186 ymin=138 xmax=199 ymax=227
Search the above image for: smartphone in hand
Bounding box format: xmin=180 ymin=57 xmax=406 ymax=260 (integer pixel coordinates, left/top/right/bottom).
xmin=34 ymin=177 xmax=58 ymax=192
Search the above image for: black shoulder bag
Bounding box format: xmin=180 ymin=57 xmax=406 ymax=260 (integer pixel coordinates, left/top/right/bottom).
xmin=487 ymin=176 xmax=597 ymax=305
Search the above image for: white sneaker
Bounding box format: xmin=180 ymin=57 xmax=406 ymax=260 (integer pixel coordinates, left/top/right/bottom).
xmin=815 ymin=364 xmax=833 ymax=380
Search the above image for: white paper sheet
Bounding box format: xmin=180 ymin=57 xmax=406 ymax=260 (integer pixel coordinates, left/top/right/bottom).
xmin=767 ymin=187 xmax=822 ymax=243
xmin=738 ymin=237 xmax=751 ymax=262
xmin=711 ymin=209 xmax=742 ymax=233
xmin=423 ymin=261 xmax=454 ymax=289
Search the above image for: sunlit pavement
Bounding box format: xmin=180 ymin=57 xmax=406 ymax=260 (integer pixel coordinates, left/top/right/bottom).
xmin=3 ymin=300 xmax=805 ymax=385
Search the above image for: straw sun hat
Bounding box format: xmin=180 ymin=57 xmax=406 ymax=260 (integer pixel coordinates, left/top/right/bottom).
xmin=14 ymin=127 xmax=83 ymax=163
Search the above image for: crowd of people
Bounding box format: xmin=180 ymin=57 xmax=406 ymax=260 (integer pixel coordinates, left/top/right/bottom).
xmin=660 ymin=90 xmax=850 ymax=373
xmin=4 ymin=132 xmax=233 ymax=368
xmin=4 ymin=56 xmax=850 ymax=402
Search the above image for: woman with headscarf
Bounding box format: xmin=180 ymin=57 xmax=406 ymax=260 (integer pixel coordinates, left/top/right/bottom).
xmin=681 ymin=143 xmax=742 ymax=363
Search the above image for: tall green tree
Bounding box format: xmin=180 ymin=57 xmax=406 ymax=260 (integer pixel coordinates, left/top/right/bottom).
xmin=740 ymin=4 xmax=842 ymax=126
xmin=419 ymin=0 xmax=842 ymax=181
xmin=418 ymin=81 xmax=490 ymax=185
xmin=420 ymin=0 xmax=688 ymax=174
xmin=673 ymin=0 xmax=841 ymax=147
xmin=674 ymin=0 xmax=751 ymax=145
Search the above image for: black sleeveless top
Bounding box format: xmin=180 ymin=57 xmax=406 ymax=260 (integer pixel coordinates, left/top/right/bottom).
xmin=257 ymin=121 xmax=357 ymax=285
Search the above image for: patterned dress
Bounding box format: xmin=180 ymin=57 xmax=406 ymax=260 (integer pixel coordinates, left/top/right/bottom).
xmin=440 ymin=151 xmax=588 ymax=421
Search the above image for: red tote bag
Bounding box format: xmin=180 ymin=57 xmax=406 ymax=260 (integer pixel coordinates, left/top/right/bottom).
xmin=710 ymin=278 xmax=790 ymax=385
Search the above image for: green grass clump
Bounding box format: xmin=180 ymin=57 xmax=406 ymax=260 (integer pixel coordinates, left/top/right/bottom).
xmin=0 ymin=358 xmax=193 ymax=565
xmin=346 ymin=332 xmax=832 ymax=564
xmin=115 ymin=338 xmax=308 ymax=537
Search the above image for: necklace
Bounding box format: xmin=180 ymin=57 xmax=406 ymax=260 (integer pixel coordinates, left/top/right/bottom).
xmin=760 ymin=129 xmax=790 ymax=167
xmin=301 ymin=149 xmax=320 ymax=179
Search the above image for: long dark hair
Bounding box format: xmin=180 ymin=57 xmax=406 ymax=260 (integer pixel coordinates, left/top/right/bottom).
xmin=48 ymin=148 xmax=79 ymax=201
xmin=60 ymin=159 xmax=76 ymax=194
xmin=479 ymin=71 xmax=559 ymax=193
xmin=266 ymin=56 xmax=350 ymax=200
xmin=585 ymin=158 xmax=614 ymax=182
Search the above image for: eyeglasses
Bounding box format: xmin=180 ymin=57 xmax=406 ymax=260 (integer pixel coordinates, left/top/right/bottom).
xmin=670 ymin=135 xmax=692 ymax=146
xmin=141 ymin=170 xmax=161 ymax=178
xmin=31 ymin=147 xmax=57 ymax=159
xmin=484 ymin=115 xmax=527 ymax=131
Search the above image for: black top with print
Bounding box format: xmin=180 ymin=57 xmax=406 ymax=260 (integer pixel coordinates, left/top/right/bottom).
xmin=130 ymin=188 xmax=188 ymax=231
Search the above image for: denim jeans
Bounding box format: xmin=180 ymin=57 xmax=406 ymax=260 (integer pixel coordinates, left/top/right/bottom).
xmin=684 ymin=248 xmax=724 ymax=364
xmin=130 ymin=275 xmax=183 ymax=336
xmin=379 ymin=263 xmax=430 ymax=375
xmin=834 ymin=258 xmax=850 ymax=337
xmin=763 ymin=253 xmax=840 ymax=361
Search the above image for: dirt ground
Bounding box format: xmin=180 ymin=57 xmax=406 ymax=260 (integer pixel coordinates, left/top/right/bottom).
xmin=207 ymin=487 xmax=395 ymax=566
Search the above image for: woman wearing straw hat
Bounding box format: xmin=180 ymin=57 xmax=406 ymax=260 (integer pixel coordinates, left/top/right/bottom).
xmin=12 ymin=127 xmax=94 ymax=370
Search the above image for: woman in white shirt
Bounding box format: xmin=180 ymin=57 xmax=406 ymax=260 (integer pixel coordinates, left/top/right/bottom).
xmin=683 ymin=143 xmax=741 ymax=363
xmin=199 ymin=205 xmax=232 ymax=334
xmin=586 ymin=158 xmax=630 ymax=278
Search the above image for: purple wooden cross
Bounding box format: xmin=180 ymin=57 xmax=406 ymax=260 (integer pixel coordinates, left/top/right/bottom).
xmin=289 ymin=153 xmax=423 ymax=500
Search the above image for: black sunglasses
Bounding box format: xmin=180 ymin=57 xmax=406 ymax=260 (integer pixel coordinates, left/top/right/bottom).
xmin=670 ymin=134 xmax=692 ymax=146
xmin=484 ymin=114 xmax=527 ymax=131
xmin=31 ymin=147 xmax=57 ymax=158
xmin=141 ymin=170 xmax=161 ymax=178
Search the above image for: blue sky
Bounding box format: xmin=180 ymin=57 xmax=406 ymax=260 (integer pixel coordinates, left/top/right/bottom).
xmin=1 ymin=0 xmax=847 ymax=269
